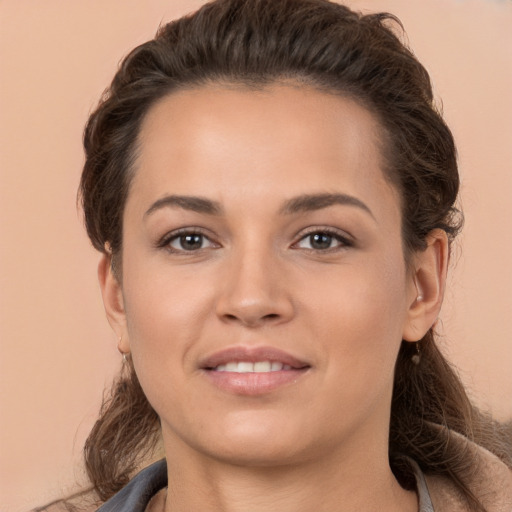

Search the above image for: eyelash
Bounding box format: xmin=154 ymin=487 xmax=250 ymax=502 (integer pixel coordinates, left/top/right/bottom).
xmin=157 ymin=227 xmax=353 ymax=254
xmin=157 ymin=228 xmax=218 ymax=254
xmin=292 ymin=227 xmax=353 ymax=252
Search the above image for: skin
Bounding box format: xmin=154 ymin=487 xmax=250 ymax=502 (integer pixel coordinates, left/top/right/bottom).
xmin=99 ymin=84 xmax=448 ymax=512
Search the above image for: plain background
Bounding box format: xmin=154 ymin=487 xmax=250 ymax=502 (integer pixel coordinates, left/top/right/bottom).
xmin=1 ymin=1 xmax=511 ymax=510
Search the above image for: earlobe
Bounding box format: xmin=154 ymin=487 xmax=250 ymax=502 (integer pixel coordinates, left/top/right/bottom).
xmin=98 ymin=253 xmax=129 ymax=353
xmin=402 ymin=229 xmax=449 ymax=342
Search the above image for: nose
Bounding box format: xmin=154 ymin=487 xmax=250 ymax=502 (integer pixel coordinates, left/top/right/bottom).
xmin=215 ymin=246 xmax=295 ymax=328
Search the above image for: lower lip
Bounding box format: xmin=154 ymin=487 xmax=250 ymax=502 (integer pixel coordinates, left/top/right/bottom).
xmin=202 ymin=369 xmax=309 ymax=395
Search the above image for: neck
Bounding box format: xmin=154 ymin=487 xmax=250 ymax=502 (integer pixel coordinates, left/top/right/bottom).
xmin=160 ymin=434 xmax=417 ymax=512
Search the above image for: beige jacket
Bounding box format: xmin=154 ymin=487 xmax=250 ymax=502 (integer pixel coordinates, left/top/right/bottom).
xmin=424 ymin=434 xmax=512 ymax=512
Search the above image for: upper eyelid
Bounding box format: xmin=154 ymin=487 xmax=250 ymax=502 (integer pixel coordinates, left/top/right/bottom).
xmin=157 ymin=227 xmax=219 ymax=247
xmin=293 ymin=226 xmax=354 ymax=244
xmin=155 ymin=225 xmax=354 ymax=249
xmin=290 ymin=229 xmax=355 ymax=254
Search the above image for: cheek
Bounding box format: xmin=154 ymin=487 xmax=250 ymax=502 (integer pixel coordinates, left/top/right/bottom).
xmin=305 ymin=246 xmax=406 ymax=319
xmin=121 ymin=259 xmax=217 ymax=368
xmin=301 ymin=250 xmax=408 ymax=373
xmin=294 ymin=258 xmax=407 ymax=435
xmin=120 ymin=264 xmax=220 ymax=421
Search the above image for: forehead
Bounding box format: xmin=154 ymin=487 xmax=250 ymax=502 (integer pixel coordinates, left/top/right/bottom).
xmin=130 ymin=84 xmax=399 ymax=217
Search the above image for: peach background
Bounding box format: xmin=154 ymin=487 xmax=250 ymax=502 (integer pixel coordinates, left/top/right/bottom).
xmin=1 ymin=1 xmax=511 ymax=511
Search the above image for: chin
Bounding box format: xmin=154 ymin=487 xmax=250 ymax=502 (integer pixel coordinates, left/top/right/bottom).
xmin=204 ymin=437 xmax=312 ymax=468
xmin=167 ymin=409 xmax=321 ymax=467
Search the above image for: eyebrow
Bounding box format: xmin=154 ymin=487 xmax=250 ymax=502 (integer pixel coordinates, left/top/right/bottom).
xmin=144 ymin=195 xmax=223 ymax=217
xmin=144 ymin=192 xmax=374 ymax=219
xmin=280 ymin=193 xmax=375 ymax=219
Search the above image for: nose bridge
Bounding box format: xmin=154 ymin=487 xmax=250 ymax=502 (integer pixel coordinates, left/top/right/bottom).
xmin=216 ymin=236 xmax=293 ymax=326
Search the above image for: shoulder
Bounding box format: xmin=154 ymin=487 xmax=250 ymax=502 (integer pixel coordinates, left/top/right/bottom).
xmin=95 ymin=459 xmax=167 ymax=512
xmin=32 ymin=460 xmax=166 ymax=512
xmin=425 ymin=433 xmax=512 ymax=512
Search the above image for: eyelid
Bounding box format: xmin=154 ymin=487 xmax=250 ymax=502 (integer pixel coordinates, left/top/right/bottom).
xmin=156 ymin=225 xmax=353 ymax=253
xmin=156 ymin=227 xmax=220 ymax=252
xmin=291 ymin=226 xmax=354 ymax=250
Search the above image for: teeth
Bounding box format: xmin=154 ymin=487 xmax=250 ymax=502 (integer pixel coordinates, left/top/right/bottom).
xmin=238 ymin=362 xmax=254 ymax=373
xmin=254 ymin=361 xmax=271 ymax=372
xmin=213 ymin=361 xmax=290 ymax=372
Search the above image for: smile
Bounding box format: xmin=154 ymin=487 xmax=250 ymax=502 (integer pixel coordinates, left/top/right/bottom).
xmin=212 ymin=361 xmax=293 ymax=372
xmin=200 ymin=346 xmax=310 ymax=395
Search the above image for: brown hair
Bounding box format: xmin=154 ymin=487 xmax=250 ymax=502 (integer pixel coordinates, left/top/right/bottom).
xmin=79 ymin=0 xmax=511 ymax=509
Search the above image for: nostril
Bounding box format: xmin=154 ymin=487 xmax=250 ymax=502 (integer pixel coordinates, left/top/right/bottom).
xmin=216 ymin=292 xmax=294 ymax=327
xmin=220 ymin=311 xmax=281 ymax=327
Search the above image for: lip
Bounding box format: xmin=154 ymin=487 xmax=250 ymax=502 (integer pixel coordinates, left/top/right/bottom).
xmin=199 ymin=346 xmax=311 ymax=396
xmin=200 ymin=346 xmax=310 ymax=370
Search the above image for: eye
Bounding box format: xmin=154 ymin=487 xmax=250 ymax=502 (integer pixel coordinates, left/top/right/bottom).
xmin=295 ymin=230 xmax=351 ymax=251
xmin=161 ymin=230 xmax=218 ymax=253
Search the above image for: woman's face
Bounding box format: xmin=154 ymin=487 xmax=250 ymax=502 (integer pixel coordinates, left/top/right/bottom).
xmin=106 ymin=84 xmax=426 ymax=467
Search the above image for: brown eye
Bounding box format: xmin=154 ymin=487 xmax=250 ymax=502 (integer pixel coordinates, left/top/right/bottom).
xmin=169 ymin=233 xmax=212 ymax=251
xmin=295 ymin=230 xmax=351 ymax=251
xmin=309 ymin=233 xmax=334 ymax=250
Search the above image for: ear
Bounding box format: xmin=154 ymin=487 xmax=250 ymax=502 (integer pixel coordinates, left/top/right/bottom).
xmin=402 ymin=229 xmax=449 ymax=342
xmin=98 ymin=253 xmax=130 ymax=354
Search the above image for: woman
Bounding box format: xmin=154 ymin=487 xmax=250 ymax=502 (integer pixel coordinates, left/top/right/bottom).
xmin=39 ymin=0 xmax=512 ymax=511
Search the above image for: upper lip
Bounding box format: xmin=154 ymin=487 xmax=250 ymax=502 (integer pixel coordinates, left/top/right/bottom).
xmin=200 ymin=346 xmax=310 ymax=370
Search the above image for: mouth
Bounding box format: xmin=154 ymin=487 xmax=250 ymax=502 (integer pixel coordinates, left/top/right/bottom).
xmin=211 ymin=361 xmax=294 ymax=372
xmin=200 ymin=346 xmax=310 ymax=395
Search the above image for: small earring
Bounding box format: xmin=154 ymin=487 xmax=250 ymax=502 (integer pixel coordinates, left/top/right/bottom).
xmin=416 ymin=294 xmax=424 ymax=302
xmin=117 ymin=335 xmax=129 ymax=362
xmin=411 ymin=343 xmax=421 ymax=365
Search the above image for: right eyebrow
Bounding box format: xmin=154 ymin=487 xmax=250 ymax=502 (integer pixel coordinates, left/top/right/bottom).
xmin=144 ymin=195 xmax=224 ymax=218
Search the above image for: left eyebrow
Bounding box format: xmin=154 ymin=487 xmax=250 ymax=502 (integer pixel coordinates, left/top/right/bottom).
xmin=280 ymin=193 xmax=375 ymax=220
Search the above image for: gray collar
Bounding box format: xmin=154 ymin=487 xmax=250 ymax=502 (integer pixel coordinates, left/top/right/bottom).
xmin=408 ymin=458 xmax=435 ymax=512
